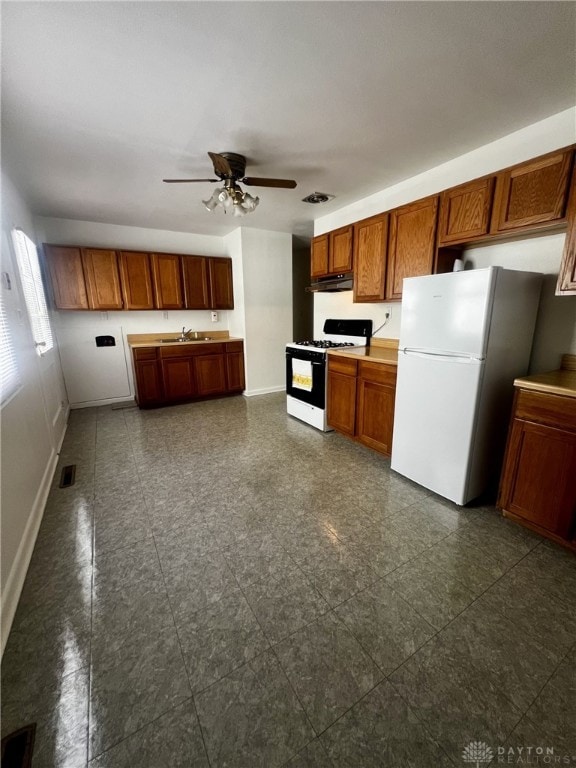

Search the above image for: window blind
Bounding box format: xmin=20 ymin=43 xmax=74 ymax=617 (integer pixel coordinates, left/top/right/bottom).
xmin=0 ymin=290 xmax=21 ymax=403
xmin=12 ymin=229 xmax=54 ymax=355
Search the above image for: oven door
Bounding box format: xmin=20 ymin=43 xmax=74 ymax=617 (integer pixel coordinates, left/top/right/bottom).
xmin=286 ymin=348 xmax=326 ymax=409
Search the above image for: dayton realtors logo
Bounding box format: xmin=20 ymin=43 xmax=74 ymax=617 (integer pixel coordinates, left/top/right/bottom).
xmin=462 ymin=741 xmax=494 ymax=767
xmin=462 ymin=741 xmax=576 ymax=765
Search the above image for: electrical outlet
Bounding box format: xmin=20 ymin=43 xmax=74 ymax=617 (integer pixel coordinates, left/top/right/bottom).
xmin=384 ymin=305 xmax=392 ymax=320
xmin=211 ymin=311 xmax=218 ymax=322
xmin=163 ymin=311 xmax=169 ymax=320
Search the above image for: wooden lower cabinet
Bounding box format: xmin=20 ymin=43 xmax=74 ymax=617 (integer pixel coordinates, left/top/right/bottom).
xmin=498 ymin=387 xmax=576 ymax=548
xmin=195 ymin=354 xmax=227 ymax=396
xmin=162 ymin=357 xmax=196 ymax=401
xmin=327 ymin=368 xmax=357 ymax=436
xmin=132 ymin=341 xmax=245 ymax=407
xmin=132 ymin=348 xmax=163 ymax=406
xmin=356 ymin=361 xmax=396 ymax=455
xmin=225 ymin=342 xmax=245 ymax=391
xmin=327 ymin=355 xmax=396 ymax=456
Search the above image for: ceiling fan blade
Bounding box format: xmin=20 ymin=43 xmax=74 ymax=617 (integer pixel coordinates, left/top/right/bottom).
xmin=208 ymin=152 xmax=233 ymax=177
xmin=163 ymin=178 xmax=218 ymax=183
xmin=242 ymin=177 xmax=297 ymax=189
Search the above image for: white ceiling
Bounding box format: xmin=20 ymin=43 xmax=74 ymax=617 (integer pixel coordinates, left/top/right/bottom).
xmin=2 ymin=2 xmax=575 ymax=239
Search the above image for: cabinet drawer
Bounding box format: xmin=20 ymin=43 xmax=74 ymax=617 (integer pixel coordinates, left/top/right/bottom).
xmin=190 ymin=343 xmax=224 ymax=356
xmin=328 ymin=356 xmax=358 ymax=376
xmin=133 ymin=347 xmax=158 ymax=361
xmin=160 ymin=342 xmax=225 ymax=358
xmin=516 ymin=388 xmax=576 ymax=431
xmin=359 ymin=360 xmax=397 ymax=386
xmin=225 ymin=341 xmax=244 ymax=353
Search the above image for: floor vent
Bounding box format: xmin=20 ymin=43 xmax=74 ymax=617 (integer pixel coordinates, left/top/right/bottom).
xmin=1 ymin=723 xmax=36 ymax=768
xmin=59 ymin=464 xmax=76 ymax=488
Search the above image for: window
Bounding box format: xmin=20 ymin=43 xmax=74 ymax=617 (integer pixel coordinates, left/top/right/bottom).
xmin=12 ymin=228 xmax=54 ymax=355
xmin=0 ymin=289 xmax=21 ymax=403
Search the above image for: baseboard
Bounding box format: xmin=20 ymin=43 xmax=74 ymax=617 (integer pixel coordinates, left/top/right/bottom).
xmin=243 ymin=385 xmax=286 ymax=398
xmin=0 ymin=414 xmax=69 ymax=657
xmin=70 ymin=395 xmax=135 ymax=409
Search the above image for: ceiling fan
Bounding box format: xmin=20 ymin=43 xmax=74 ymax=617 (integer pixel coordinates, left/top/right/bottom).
xmin=164 ymin=152 xmax=297 ymax=216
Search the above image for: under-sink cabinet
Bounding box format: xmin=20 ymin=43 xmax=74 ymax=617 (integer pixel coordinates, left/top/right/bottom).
xmin=327 ymin=355 xmax=397 ymax=456
xmin=131 ymin=340 xmax=245 ymax=408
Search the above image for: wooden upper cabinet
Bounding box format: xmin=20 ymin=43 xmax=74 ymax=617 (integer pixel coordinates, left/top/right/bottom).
xmin=44 ymin=245 xmax=89 ymax=310
xmin=556 ymin=162 xmax=576 ymax=295
xmin=182 ymin=255 xmax=210 ymax=310
xmin=438 ymin=178 xmax=495 ymax=245
xmin=118 ymin=251 xmax=154 ymax=310
xmin=311 ymin=235 xmax=329 ymax=278
xmin=209 ymin=257 xmax=234 ymax=309
xmin=150 ymin=253 xmax=183 ymax=309
xmin=329 ymin=226 xmax=353 ymax=274
xmin=353 ymin=214 xmax=388 ymax=303
xmin=491 ymin=148 xmax=573 ymax=234
xmin=386 ymin=196 xmax=439 ymax=300
xmin=81 ymin=248 xmax=123 ymax=310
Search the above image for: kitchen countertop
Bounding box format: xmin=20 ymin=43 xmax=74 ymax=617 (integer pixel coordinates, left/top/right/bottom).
xmin=515 ymin=354 xmax=576 ymax=399
xmin=327 ymin=338 xmax=399 ymax=365
xmin=514 ymin=369 xmax=576 ymax=399
xmin=127 ymin=332 xmax=243 ymax=349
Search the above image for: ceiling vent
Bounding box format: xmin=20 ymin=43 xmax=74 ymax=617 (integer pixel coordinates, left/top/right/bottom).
xmin=302 ymin=192 xmax=334 ymax=204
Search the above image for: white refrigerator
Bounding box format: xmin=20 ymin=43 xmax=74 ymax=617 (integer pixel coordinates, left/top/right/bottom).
xmin=391 ymin=267 xmax=542 ymax=505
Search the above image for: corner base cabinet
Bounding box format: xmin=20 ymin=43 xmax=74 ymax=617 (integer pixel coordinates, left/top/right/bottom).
xmin=132 ymin=340 xmax=244 ymax=408
xmin=327 ymin=354 xmax=397 ymax=456
xmin=498 ymin=386 xmax=576 ymax=550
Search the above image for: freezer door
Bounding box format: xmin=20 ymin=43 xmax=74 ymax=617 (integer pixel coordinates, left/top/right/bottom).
xmin=391 ymin=350 xmax=484 ymax=505
xmin=400 ymin=268 xmax=497 ymax=357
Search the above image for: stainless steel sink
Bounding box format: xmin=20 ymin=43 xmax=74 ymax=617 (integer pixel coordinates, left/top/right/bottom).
xmin=159 ymin=337 xmax=212 ymax=343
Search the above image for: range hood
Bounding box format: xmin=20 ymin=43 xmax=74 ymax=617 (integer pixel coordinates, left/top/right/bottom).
xmin=306 ymin=272 xmax=354 ymax=292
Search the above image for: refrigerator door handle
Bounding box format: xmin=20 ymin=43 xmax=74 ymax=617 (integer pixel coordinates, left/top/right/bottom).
xmin=401 ymin=347 xmax=484 ymax=363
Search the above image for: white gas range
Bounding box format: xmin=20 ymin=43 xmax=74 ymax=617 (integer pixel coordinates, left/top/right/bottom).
xmin=286 ymin=319 xmax=373 ymax=431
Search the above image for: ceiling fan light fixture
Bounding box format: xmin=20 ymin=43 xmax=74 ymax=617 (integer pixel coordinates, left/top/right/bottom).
xmin=202 ymin=187 xmax=222 ymax=212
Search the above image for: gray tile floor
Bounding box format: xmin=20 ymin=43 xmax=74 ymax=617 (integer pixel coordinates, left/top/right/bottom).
xmin=2 ymin=393 xmax=576 ymax=767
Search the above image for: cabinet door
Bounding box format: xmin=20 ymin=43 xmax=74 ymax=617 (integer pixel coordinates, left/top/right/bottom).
xmin=134 ymin=361 xmax=163 ymax=406
xmin=194 ymin=354 xmax=227 ymax=396
xmin=162 ymin=358 xmax=195 ymax=400
xmin=501 ymin=418 xmax=576 ymax=539
xmin=118 ymin=251 xmax=154 ymax=309
xmin=386 ymin=196 xmax=438 ymax=300
xmin=311 ymin=234 xmax=329 ymax=278
xmin=182 ymin=255 xmax=210 ymax=309
xmin=150 ymin=253 xmax=183 ymax=309
xmin=491 ymin=149 xmax=572 ymax=233
xmin=226 ymin=343 xmax=245 ymax=391
xmin=329 ymin=226 xmax=353 ymax=274
xmin=357 ymin=379 xmax=396 ymax=456
xmin=209 ymin=258 xmax=234 ymax=309
xmin=353 ymin=214 xmax=388 ymax=302
xmin=556 ymin=166 xmax=576 ymax=295
xmin=81 ymin=248 xmax=123 ymax=310
xmin=327 ymin=372 xmax=357 ymax=435
xmin=44 ymin=245 xmax=89 ymax=310
xmin=438 ymin=178 xmax=494 ymax=245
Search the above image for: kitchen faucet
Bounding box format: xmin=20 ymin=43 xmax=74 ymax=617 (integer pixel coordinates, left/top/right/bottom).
xmin=179 ymin=327 xmax=192 ymax=340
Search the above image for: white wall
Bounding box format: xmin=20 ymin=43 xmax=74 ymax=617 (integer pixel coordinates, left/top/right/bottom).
xmin=228 ymin=228 xmax=293 ymax=396
xmin=465 ymin=234 xmax=576 ymax=372
xmin=1 ymin=175 xmax=69 ymax=653
xmin=313 ymin=108 xmax=576 ymax=374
